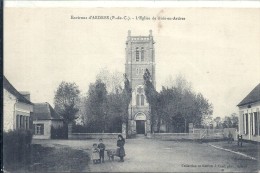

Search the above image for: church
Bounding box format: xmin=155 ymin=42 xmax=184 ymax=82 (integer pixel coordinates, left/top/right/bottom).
xmin=125 ymin=30 xmax=156 ymax=137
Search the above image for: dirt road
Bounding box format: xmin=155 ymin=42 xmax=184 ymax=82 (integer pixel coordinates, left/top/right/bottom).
xmin=33 ymin=138 xmax=259 ymax=172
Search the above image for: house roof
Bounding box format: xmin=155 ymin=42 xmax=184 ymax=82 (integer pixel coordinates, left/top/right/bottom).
xmin=33 ymin=103 xmax=63 ymax=120
xmin=3 ymin=76 xmax=32 ymax=105
xmin=238 ymin=83 xmax=260 ymax=107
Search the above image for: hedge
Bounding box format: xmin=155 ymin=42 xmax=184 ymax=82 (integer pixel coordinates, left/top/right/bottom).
xmin=3 ymin=129 xmax=33 ymax=169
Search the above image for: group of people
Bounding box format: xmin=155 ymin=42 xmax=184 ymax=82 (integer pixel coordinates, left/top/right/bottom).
xmin=92 ymin=134 xmax=125 ymax=164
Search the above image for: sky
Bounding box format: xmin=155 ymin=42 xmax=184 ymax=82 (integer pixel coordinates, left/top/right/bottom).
xmin=4 ymin=8 xmax=260 ymax=118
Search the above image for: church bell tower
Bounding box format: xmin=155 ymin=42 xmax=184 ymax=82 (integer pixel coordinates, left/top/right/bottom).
xmin=125 ymin=30 xmax=155 ymax=137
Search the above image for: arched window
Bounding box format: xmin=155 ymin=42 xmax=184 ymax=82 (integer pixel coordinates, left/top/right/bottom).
xmin=141 ymin=94 xmax=145 ymax=106
xmin=141 ymin=47 xmax=144 ymax=61
xmin=136 ymin=95 xmax=140 ymax=106
xmin=136 ymin=47 xmax=139 ymax=61
xmin=136 ymin=86 xmax=145 ymax=106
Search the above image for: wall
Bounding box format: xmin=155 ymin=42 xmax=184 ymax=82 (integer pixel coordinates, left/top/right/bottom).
xmin=33 ymin=120 xmax=52 ymax=139
xmin=51 ymin=120 xmax=64 ymax=128
xmin=3 ymin=89 xmax=16 ymax=131
xmin=68 ymin=133 xmax=121 ymax=140
xmin=238 ymin=102 xmax=260 ymax=142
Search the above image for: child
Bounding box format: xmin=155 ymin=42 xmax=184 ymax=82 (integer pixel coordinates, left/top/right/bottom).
xmin=117 ymin=135 xmax=125 ymax=162
xmin=92 ymin=143 xmax=100 ymax=164
xmin=98 ymin=138 xmax=106 ymax=163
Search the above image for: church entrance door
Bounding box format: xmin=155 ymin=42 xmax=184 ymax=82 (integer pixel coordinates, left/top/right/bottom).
xmin=136 ymin=120 xmax=145 ymax=134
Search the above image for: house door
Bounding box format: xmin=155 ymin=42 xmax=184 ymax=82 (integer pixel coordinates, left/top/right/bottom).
xmin=136 ymin=120 xmax=145 ymax=134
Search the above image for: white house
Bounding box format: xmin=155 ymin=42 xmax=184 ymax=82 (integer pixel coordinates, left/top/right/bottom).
xmin=3 ymin=76 xmax=33 ymax=132
xmin=238 ymin=83 xmax=260 ymax=142
xmin=33 ymin=103 xmax=64 ymax=139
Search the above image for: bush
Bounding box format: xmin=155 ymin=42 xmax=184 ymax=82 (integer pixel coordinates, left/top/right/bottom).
xmin=3 ymin=129 xmax=33 ymax=169
xmin=51 ymin=125 xmax=68 ymax=139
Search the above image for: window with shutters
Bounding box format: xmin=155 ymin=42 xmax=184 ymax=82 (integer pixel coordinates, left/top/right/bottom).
xmin=16 ymin=115 xmax=20 ymax=128
xmin=258 ymin=111 xmax=260 ymax=136
xmin=254 ymin=112 xmax=259 ymax=136
xmin=25 ymin=116 xmax=30 ymax=130
xmin=25 ymin=117 xmax=28 ymax=129
xmin=251 ymin=113 xmax=254 ymax=135
xmin=245 ymin=113 xmax=248 ymax=135
xmin=35 ymin=124 xmax=44 ymax=135
xmin=20 ymin=115 xmax=23 ymax=128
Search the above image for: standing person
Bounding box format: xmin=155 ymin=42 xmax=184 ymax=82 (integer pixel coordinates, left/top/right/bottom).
xmin=98 ymin=138 xmax=106 ymax=163
xmin=117 ymin=135 xmax=125 ymax=162
xmin=92 ymin=143 xmax=100 ymax=164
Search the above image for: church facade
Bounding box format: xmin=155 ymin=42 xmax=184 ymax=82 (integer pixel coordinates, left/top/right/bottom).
xmin=125 ymin=30 xmax=156 ymax=137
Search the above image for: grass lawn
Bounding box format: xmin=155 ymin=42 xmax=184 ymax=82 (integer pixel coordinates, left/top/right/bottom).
xmin=5 ymin=144 xmax=90 ymax=173
xmin=209 ymin=141 xmax=260 ymax=160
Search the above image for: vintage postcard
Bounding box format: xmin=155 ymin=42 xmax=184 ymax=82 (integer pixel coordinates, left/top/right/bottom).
xmin=2 ymin=1 xmax=260 ymax=172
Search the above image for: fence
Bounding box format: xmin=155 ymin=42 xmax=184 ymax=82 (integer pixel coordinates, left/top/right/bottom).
xmin=194 ymin=128 xmax=224 ymax=139
xmin=67 ymin=124 xmax=121 ymax=139
xmin=151 ymin=128 xmax=237 ymax=140
xmin=68 ymin=133 xmax=121 ymax=139
xmin=151 ymin=133 xmax=200 ymax=140
xmin=67 ymin=123 xmax=237 ymax=140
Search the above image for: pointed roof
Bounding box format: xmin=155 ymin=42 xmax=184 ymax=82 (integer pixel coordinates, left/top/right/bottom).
xmin=238 ymin=83 xmax=260 ymax=107
xmin=3 ymin=76 xmax=32 ymax=105
xmin=33 ymin=102 xmax=63 ymax=120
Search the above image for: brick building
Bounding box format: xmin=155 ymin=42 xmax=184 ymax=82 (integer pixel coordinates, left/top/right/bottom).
xmin=125 ymin=30 xmax=155 ymax=137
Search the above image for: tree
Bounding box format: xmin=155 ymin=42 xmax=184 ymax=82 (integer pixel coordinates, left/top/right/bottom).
xmin=108 ymin=92 xmax=123 ymax=131
xmin=74 ymin=96 xmax=88 ymax=125
xmin=164 ymin=74 xmax=192 ymax=94
xmin=196 ymin=93 xmax=214 ymax=127
xmin=143 ymin=69 xmax=158 ymax=133
xmin=80 ymin=72 xmax=132 ymax=134
xmin=213 ymin=117 xmax=222 ymax=129
xmin=156 ymin=75 xmax=213 ymax=132
xmin=230 ymin=113 xmax=239 ymax=128
xmin=122 ymin=74 xmax=132 ymax=137
xmin=222 ymin=113 xmax=238 ymax=129
xmin=85 ymin=79 xmax=108 ymax=132
xmin=96 ymin=68 xmax=124 ymax=94
xmin=54 ymin=81 xmax=80 ymax=124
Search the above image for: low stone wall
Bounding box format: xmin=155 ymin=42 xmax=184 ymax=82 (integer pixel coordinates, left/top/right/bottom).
xmin=151 ymin=133 xmax=200 ymax=140
xmin=68 ymin=133 xmax=121 ymax=140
